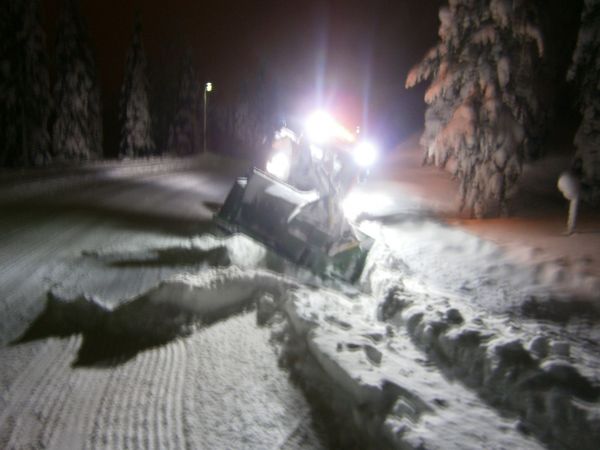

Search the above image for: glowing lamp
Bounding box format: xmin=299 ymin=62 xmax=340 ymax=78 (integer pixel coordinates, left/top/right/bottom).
xmin=266 ymin=152 xmax=291 ymax=180
xmin=353 ymin=142 xmax=378 ymax=167
xmin=305 ymin=111 xmax=335 ymax=143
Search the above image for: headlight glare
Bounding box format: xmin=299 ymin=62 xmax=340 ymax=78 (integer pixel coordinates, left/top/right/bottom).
xmin=266 ymin=152 xmax=291 ymax=180
xmin=353 ymin=142 xmax=378 ymax=167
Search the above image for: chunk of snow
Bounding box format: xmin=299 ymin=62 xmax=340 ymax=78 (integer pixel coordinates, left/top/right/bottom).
xmin=146 ymin=267 xmax=294 ymax=316
xmin=491 ymin=0 xmax=511 ymax=28
xmin=558 ymin=171 xmax=581 ymax=201
xmin=497 ymin=56 xmax=510 ymax=88
xmin=472 ymin=25 xmax=498 ymax=46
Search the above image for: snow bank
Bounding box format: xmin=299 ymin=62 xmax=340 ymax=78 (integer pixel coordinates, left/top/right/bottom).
xmin=40 ymin=226 xmax=599 ymax=448
xmin=44 ymin=266 xmax=297 ymax=362
xmin=263 ymin=284 xmax=543 ymax=449
xmin=144 ymin=266 xmax=292 ymax=318
xmin=361 ymin=242 xmax=600 ymax=449
xmin=40 ymin=233 xmax=277 ymax=354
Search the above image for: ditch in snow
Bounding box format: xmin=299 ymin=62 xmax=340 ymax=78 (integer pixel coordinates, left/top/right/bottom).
xmin=20 ymin=229 xmax=600 ymax=450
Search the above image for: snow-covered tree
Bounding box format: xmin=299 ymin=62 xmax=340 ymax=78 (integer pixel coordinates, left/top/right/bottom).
xmin=151 ymin=41 xmax=178 ymax=154
xmin=119 ymin=13 xmax=154 ymax=158
xmin=167 ymin=50 xmax=202 ymax=155
xmin=53 ymin=0 xmax=102 ymax=161
xmin=234 ymin=67 xmax=280 ymax=155
xmin=211 ymin=66 xmax=279 ymax=159
xmin=0 ymin=0 xmax=52 ymax=167
xmin=406 ymin=0 xmax=544 ymax=217
xmin=568 ymin=0 xmax=600 ymax=204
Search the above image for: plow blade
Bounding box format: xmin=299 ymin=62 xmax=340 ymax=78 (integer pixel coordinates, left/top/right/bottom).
xmin=215 ymin=169 xmax=373 ymax=283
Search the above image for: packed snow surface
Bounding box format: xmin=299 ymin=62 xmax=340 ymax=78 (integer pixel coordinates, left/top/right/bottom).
xmin=1 ymin=152 xmax=599 ymax=449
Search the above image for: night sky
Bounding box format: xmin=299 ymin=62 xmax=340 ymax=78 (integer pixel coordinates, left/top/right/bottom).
xmin=41 ymin=0 xmax=581 ymax=154
xmin=43 ymin=0 xmax=442 ymax=153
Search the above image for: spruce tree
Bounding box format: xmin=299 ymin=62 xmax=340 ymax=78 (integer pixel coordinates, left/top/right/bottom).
xmin=0 ymin=0 xmax=52 ymax=167
xmin=152 ymin=41 xmax=178 ymax=154
xmin=119 ymin=13 xmax=154 ymax=158
xmin=568 ymin=0 xmax=600 ymax=204
xmin=167 ymin=50 xmax=202 ymax=155
xmin=231 ymin=66 xmax=279 ymax=155
xmin=53 ymin=0 xmax=102 ymax=161
xmin=407 ymin=0 xmax=544 ymax=217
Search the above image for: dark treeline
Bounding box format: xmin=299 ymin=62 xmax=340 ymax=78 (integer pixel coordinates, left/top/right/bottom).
xmin=0 ymin=0 xmax=598 ymax=218
xmin=0 ymin=0 xmax=280 ymax=167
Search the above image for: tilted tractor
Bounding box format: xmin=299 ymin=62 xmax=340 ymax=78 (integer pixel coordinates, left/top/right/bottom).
xmin=215 ymin=111 xmax=378 ymax=283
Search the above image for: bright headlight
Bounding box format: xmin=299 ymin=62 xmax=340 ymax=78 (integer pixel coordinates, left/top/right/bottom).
xmin=306 ymin=110 xmax=355 ymax=144
xmin=353 ymin=142 xmax=378 ymax=167
xmin=306 ymin=111 xmax=336 ymax=143
xmin=266 ymin=152 xmax=291 ymax=180
xmin=310 ymin=144 xmax=324 ymax=160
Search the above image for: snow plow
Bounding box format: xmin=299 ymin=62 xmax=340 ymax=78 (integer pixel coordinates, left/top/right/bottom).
xmin=215 ymin=111 xmax=377 ymax=282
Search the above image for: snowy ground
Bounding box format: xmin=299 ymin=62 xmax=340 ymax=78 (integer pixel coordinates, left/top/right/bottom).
xmin=1 ymin=148 xmax=598 ymax=449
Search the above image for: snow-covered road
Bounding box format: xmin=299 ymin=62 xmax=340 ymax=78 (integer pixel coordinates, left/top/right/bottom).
xmin=1 ymin=157 xmax=598 ymax=449
xmin=0 ymin=163 xmax=325 ymax=449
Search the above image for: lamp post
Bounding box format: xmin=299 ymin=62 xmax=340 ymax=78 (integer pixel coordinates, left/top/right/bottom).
xmin=203 ymin=82 xmax=212 ymax=153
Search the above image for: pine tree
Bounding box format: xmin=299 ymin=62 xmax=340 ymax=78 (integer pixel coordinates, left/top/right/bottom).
xmin=152 ymin=41 xmax=178 ymax=154
xmin=251 ymin=66 xmax=280 ymax=153
xmin=568 ymin=0 xmax=600 ymax=204
xmin=53 ymin=0 xmax=102 ymax=162
xmin=0 ymin=0 xmax=52 ymax=167
xmin=167 ymin=50 xmax=202 ymax=155
xmin=119 ymin=13 xmax=154 ymax=158
xmin=406 ymin=0 xmax=544 ymax=217
xmin=230 ymin=66 xmax=280 ymax=156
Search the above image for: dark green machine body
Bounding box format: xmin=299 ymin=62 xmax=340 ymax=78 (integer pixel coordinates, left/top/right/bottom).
xmin=215 ymin=169 xmax=373 ymax=283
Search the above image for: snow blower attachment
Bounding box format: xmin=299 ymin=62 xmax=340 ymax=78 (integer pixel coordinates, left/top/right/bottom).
xmin=215 ymin=112 xmax=377 ymax=283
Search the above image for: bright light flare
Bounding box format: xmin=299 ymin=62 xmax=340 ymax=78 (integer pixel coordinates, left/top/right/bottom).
xmin=305 ymin=111 xmax=355 ymax=144
xmin=342 ymin=191 xmax=393 ymax=221
xmin=266 ymin=152 xmax=291 ymax=180
xmin=306 ymin=111 xmax=335 ymax=143
xmin=310 ymin=144 xmax=324 ymax=160
xmin=353 ymin=142 xmax=378 ymax=167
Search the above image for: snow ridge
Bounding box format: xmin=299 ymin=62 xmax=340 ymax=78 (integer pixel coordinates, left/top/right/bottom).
xmin=364 ymin=255 xmax=600 ymax=449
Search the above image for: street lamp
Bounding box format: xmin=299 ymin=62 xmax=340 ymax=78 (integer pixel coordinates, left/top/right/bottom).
xmin=204 ymin=82 xmax=213 ymax=153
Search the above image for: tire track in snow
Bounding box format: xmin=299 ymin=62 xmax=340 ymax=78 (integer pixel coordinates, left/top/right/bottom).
xmin=130 ymin=343 xmax=156 ymax=450
xmin=120 ymin=354 xmax=138 ymax=450
xmin=39 ymin=341 xmax=79 ymax=445
xmin=3 ymin=336 xmax=80 ymax=449
xmin=162 ymin=338 xmax=186 ymax=450
xmin=50 ymin=367 xmax=111 ymax=450
xmin=41 ymin=352 xmax=88 ymax=447
xmin=134 ymin=349 xmax=155 ymax=450
xmin=0 ymin=340 xmax=58 ymax=446
xmin=171 ymin=339 xmax=187 ymax=450
xmin=85 ymin=366 xmax=119 ymax=450
xmin=153 ymin=341 xmax=173 ymax=450
xmin=90 ymin=345 xmax=126 ymax=449
xmin=35 ymin=336 xmax=82 ymax=447
xmin=81 ymin=368 xmax=114 ymax=444
xmin=109 ymin=351 xmax=145 ymax=450
xmin=83 ymin=339 xmax=187 ymax=450
xmin=0 ymin=339 xmax=64 ymax=444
